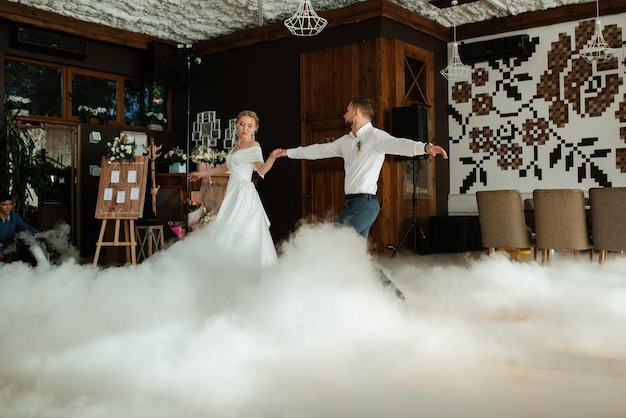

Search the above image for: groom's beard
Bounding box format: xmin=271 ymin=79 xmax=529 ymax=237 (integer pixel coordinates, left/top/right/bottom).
xmin=344 ymin=119 xmax=352 ymax=129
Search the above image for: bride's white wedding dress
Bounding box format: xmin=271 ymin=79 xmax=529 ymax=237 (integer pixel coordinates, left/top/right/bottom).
xmin=204 ymin=146 xmax=277 ymax=268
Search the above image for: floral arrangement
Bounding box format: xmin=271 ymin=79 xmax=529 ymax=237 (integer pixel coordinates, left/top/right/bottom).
xmin=171 ymin=203 xmax=217 ymax=235
xmin=191 ymin=206 xmax=218 ymax=232
xmin=200 ymin=208 xmax=217 ymax=225
xmin=97 ymin=107 xmax=114 ymax=121
xmin=190 ymin=145 xmax=227 ymax=166
xmin=78 ymin=105 xmax=114 ymax=122
xmin=5 ymin=95 xmax=31 ymax=109
xmin=185 ymin=199 xmax=203 ymax=213
xmin=163 ymin=146 xmax=187 ymax=165
xmin=168 ymin=221 xmax=186 ymax=239
xmin=106 ymin=135 xmax=137 ymax=162
xmin=146 ymin=111 xmax=167 ymax=126
xmin=78 ymin=105 xmax=97 ymax=121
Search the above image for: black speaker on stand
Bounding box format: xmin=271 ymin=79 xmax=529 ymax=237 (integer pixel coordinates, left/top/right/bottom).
xmin=387 ymin=104 xmax=431 ymax=257
xmin=390 ymin=104 xmax=429 ymax=144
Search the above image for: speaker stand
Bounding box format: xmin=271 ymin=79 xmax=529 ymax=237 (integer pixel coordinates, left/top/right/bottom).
xmin=178 ymin=44 xmax=195 ymax=207
xmin=387 ymin=156 xmax=430 ymax=257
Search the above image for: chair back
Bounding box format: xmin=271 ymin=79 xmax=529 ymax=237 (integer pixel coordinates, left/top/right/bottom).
xmin=589 ymin=187 xmax=626 ymax=252
xmin=476 ymin=190 xmax=533 ymax=250
xmin=533 ymin=189 xmax=591 ymax=251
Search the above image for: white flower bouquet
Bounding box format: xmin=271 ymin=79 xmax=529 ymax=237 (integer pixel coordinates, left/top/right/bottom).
xmin=78 ymin=105 xmax=97 ymax=121
xmin=5 ymin=95 xmax=31 ymax=109
xmin=78 ymin=105 xmax=113 ymax=122
xmin=106 ymin=135 xmax=137 ymax=162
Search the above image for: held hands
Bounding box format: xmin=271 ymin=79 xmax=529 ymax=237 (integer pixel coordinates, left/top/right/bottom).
xmin=271 ymin=148 xmax=288 ymax=158
xmin=426 ymin=143 xmax=449 ymax=159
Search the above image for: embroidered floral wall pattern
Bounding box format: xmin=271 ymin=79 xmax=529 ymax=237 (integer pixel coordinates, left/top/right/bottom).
xmin=448 ymin=15 xmax=626 ymax=211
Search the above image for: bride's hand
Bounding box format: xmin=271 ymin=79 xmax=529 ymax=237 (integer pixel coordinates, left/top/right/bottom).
xmin=188 ymin=172 xmax=200 ymax=182
xmin=272 ymin=148 xmax=286 ymax=158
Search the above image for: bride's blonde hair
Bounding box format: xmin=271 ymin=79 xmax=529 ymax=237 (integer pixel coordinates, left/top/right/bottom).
xmin=236 ymin=110 xmax=259 ymax=129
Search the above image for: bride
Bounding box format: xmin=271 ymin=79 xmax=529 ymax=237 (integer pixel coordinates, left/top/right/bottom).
xmin=188 ymin=110 xmax=279 ymax=268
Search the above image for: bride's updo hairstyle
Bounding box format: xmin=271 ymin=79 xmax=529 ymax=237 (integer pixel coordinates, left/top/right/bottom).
xmin=236 ymin=110 xmax=259 ymax=130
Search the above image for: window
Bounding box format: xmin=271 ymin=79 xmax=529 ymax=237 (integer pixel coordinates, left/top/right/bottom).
xmin=4 ymin=56 xmax=169 ymax=128
xmin=124 ymin=82 xmax=169 ymax=127
xmin=4 ymin=59 xmax=63 ymax=117
xmin=404 ymin=56 xmax=427 ymax=104
xmin=70 ymin=72 xmax=118 ymax=119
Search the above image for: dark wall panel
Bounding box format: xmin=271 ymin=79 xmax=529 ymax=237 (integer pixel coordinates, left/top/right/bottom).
xmin=190 ymin=17 xmax=449 ymax=245
xmin=0 ymin=16 xmax=449 ymax=248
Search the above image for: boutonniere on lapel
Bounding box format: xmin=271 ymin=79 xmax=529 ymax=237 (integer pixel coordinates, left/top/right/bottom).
xmin=357 ymin=140 xmax=362 ymax=155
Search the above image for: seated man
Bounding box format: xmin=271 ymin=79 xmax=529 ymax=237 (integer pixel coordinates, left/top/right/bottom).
xmin=0 ymin=192 xmax=39 ymax=264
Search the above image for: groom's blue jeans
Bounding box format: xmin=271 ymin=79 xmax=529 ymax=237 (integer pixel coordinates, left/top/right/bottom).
xmin=335 ymin=194 xmax=380 ymax=238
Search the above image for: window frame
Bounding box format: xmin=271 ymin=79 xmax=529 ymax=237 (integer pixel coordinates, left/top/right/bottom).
xmin=4 ymin=55 xmax=170 ymax=129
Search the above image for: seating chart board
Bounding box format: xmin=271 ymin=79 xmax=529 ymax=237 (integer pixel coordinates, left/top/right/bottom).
xmin=95 ymin=156 xmax=148 ymax=219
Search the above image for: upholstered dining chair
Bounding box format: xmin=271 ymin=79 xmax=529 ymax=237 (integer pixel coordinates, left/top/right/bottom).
xmin=589 ymin=187 xmax=626 ymax=264
xmin=533 ymin=189 xmax=593 ymax=263
xmin=476 ymin=190 xmax=535 ymax=261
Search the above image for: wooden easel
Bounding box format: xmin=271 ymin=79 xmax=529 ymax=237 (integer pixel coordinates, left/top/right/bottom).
xmin=93 ymin=218 xmax=137 ymax=266
xmin=92 ymin=155 xmax=148 ymax=266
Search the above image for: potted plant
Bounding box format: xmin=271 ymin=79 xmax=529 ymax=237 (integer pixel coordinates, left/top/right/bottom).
xmin=5 ymin=95 xmax=31 ymax=117
xmin=146 ymin=112 xmax=167 ymax=131
xmin=77 ymin=105 xmax=97 ymax=123
xmin=96 ymin=107 xmax=115 ymax=125
xmin=78 ymin=105 xmax=113 ymax=124
xmin=0 ymin=107 xmax=59 ymax=218
xmin=185 ymin=199 xmax=204 ymax=228
xmin=163 ymin=146 xmax=187 ymax=173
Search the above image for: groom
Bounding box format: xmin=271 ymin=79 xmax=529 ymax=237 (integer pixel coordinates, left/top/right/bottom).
xmin=273 ymin=97 xmax=449 ymax=298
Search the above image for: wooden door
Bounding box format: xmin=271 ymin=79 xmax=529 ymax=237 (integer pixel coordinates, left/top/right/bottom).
xmin=300 ymin=39 xmax=436 ymax=253
xmin=303 ymin=120 xmax=346 ymax=222
xmin=300 ymin=42 xmax=378 ymax=224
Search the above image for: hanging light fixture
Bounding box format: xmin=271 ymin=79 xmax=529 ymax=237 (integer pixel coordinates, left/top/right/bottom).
xmin=284 ymin=0 xmax=328 ymax=37
xmin=440 ymin=1 xmax=471 ymax=82
xmin=579 ymin=0 xmax=617 ymax=64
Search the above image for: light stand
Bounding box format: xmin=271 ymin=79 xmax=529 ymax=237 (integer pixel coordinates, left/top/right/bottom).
xmin=388 ymin=155 xmax=430 ymax=257
xmin=177 ymin=43 xmax=196 ymax=221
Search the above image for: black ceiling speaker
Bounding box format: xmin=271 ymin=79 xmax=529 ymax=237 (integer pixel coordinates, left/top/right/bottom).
xmin=11 ymin=26 xmax=88 ymax=60
xmin=458 ymin=34 xmax=530 ymax=64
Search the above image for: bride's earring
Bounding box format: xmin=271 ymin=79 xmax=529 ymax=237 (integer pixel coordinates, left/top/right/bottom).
xmin=252 ymin=131 xmax=256 ymax=141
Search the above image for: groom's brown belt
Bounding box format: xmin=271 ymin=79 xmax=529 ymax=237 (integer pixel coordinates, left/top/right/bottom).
xmin=345 ymin=193 xmax=376 ymax=200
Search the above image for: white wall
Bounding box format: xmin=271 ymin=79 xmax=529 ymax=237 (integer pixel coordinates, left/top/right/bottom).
xmin=446 ymin=13 xmax=626 ymax=215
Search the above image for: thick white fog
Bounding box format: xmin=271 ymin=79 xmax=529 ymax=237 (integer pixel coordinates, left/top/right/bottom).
xmin=1 ymin=223 xmax=626 ymax=418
